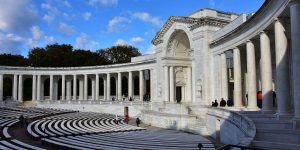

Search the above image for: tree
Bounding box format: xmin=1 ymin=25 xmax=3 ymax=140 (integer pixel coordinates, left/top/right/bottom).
xmin=0 ymin=54 xmax=28 ymax=66
xmin=98 ymin=45 xmax=141 ymax=64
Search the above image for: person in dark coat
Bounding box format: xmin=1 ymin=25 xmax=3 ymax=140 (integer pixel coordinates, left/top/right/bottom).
xmin=136 ymin=117 xmax=141 ymax=127
xmin=212 ymin=99 xmax=218 ymax=107
xmin=227 ymin=98 xmax=233 ymax=107
xmin=220 ymin=98 xmax=226 ymax=107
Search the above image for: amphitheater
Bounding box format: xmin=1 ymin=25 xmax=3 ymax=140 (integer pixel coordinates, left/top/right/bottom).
xmin=0 ymin=0 xmax=300 ymax=149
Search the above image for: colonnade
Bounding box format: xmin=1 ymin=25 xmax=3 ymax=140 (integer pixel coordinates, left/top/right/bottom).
xmin=0 ymin=70 xmax=151 ymax=102
xmin=219 ymin=0 xmax=300 ymax=118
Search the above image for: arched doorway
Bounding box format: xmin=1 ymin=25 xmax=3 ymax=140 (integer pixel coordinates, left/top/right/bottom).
xmin=44 ymin=78 xmax=50 ymax=99
xmin=122 ymin=76 xmax=128 ymax=96
xmin=110 ymin=77 xmax=116 ymax=96
xmin=133 ymin=76 xmax=139 ymax=96
xmin=23 ymin=78 xmax=32 ymax=101
xmin=3 ymin=77 xmax=13 ymax=101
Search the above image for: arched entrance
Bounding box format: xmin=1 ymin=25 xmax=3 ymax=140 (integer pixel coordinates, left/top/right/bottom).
xmin=3 ymin=77 xmax=13 ymax=100
xmin=122 ymin=76 xmax=128 ymax=96
xmin=23 ymin=78 xmax=32 ymax=101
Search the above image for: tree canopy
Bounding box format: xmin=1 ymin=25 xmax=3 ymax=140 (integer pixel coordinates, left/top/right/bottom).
xmin=0 ymin=44 xmax=142 ymax=67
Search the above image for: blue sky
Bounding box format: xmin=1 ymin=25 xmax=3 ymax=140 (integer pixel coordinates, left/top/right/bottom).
xmin=0 ymin=0 xmax=264 ymax=56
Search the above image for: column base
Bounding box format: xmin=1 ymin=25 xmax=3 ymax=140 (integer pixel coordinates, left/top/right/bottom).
xmin=261 ymin=110 xmax=275 ymax=114
xmin=291 ymin=118 xmax=300 ymax=130
xmin=246 ymin=106 xmax=260 ymax=111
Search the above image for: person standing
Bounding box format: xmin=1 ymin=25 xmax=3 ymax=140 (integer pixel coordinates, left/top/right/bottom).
xmin=136 ymin=117 xmax=141 ymax=127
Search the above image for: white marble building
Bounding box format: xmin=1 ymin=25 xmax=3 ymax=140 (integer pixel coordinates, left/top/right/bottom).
xmin=0 ymin=0 xmax=300 ymax=118
xmin=1 ymin=0 xmax=300 ymax=148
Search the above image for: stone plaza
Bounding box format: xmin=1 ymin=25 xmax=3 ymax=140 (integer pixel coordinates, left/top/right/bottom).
xmin=0 ymin=0 xmax=300 ymax=149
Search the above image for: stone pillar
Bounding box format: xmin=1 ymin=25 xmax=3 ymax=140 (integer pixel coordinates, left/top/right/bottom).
xmin=32 ymin=75 xmax=37 ymax=101
xmin=37 ymin=75 xmax=41 ymax=101
xmin=150 ymin=69 xmax=154 ymax=101
xmin=79 ymin=78 xmax=84 ymax=100
xmin=61 ymin=75 xmax=65 ymax=100
xmin=233 ymin=47 xmax=242 ymax=107
xmin=92 ymin=78 xmax=95 ymax=100
xmin=0 ymin=74 xmax=3 ymax=101
xmin=49 ymin=75 xmax=54 ymax=100
xmin=95 ymin=74 xmax=99 ymax=100
xmin=107 ymin=73 xmax=111 ymax=101
xmin=290 ymin=0 xmax=300 ymax=118
xmin=104 ymin=77 xmax=107 ymax=100
xmin=139 ymin=70 xmax=144 ymax=101
xmin=53 ymin=80 xmax=58 ymax=100
xmin=117 ymin=72 xmax=122 ymax=100
xmin=169 ymin=66 xmax=175 ymax=102
xmin=164 ymin=66 xmax=169 ymax=102
xmin=274 ymin=18 xmax=291 ymax=115
xmin=246 ymin=40 xmax=258 ymax=109
xmin=260 ymin=31 xmax=273 ymax=112
xmin=221 ymin=53 xmax=229 ymax=100
xmin=13 ymin=74 xmax=18 ymax=101
xmin=187 ymin=67 xmax=192 ymax=102
xmin=18 ymin=75 xmax=23 ymax=102
xmin=128 ymin=71 xmax=133 ymax=98
xmin=66 ymin=79 xmax=71 ymax=100
xmin=84 ymin=74 xmax=88 ymax=100
xmin=73 ymin=75 xmax=77 ymax=100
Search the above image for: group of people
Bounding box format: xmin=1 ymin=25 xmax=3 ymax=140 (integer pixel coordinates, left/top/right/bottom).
xmin=19 ymin=115 xmax=30 ymax=127
xmin=114 ymin=114 xmax=141 ymax=127
xmin=211 ymin=98 xmax=234 ymax=107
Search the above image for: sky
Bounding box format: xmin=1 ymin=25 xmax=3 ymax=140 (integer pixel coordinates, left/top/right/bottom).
xmin=0 ymin=0 xmax=265 ymax=57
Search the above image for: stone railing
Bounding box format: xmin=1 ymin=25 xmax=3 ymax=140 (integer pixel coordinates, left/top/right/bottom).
xmin=37 ymin=100 xmax=151 ymax=106
xmin=206 ymin=107 xmax=256 ymax=146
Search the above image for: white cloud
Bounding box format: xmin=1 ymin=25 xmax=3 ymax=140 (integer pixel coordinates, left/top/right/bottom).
xmin=63 ymin=0 xmax=71 ymax=7
xmin=88 ymin=0 xmax=118 ymax=6
xmin=0 ymin=33 xmax=26 ymax=54
xmin=130 ymin=37 xmax=144 ymax=44
xmin=107 ymin=16 xmax=130 ymax=33
xmin=58 ymin=23 xmax=76 ymax=36
xmin=132 ymin=12 xmax=161 ymax=26
xmin=0 ymin=0 xmax=38 ymax=33
xmin=75 ymin=33 xmax=100 ymax=50
xmin=114 ymin=39 xmax=127 ymax=46
xmin=145 ymin=44 xmax=156 ymax=54
xmin=209 ymin=0 xmax=215 ymax=6
xmin=31 ymin=26 xmax=44 ymax=40
xmin=45 ymin=36 xmax=56 ymax=44
xmin=83 ymin=12 xmax=92 ymax=21
xmin=41 ymin=1 xmax=73 ymax=23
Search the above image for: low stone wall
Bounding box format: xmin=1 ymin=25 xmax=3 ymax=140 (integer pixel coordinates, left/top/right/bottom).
xmin=36 ymin=100 xmax=149 ymax=117
xmin=206 ymin=107 xmax=256 ymax=146
xmin=141 ymin=109 xmax=197 ymax=130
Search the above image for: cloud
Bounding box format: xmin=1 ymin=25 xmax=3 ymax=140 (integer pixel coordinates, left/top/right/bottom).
xmin=107 ymin=16 xmax=130 ymax=33
xmin=0 ymin=0 xmax=38 ymax=33
xmin=130 ymin=37 xmax=144 ymax=44
xmin=88 ymin=0 xmax=118 ymax=6
xmin=145 ymin=44 xmax=156 ymax=54
xmin=0 ymin=33 xmax=26 ymax=54
xmin=209 ymin=0 xmax=215 ymax=6
xmin=132 ymin=12 xmax=161 ymax=26
xmin=58 ymin=23 xmax=76 ymax=36
xmin=63 ymin=0 xmax=72 ymax=7
xmin=41 ymin=1 xmax=73 ymax=23
xmin=75 ymin=33 xmax=100 ymax=50
xmin=114 ymin=39 xmax=127 ymax=46
xmin=31 ymin=26 xmax=44 ymax=40
xmin=83 ymin=12 xmax=92 ymax=21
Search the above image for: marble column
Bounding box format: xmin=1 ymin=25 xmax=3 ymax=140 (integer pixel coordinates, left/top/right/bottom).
xmin=290 ymin=0 xmax=300 ymax=118
xmin=84 ymin=74 xmax=88 ymax=100
xmin=169 ymin=66 xmax=175 ymax=102
xmin=221 ymin=53 xmax=229 ymax=100
xmin=128 ymin=71 xmax=133 ymax=98
xmin=73 ymin=75 xmax=77 ymax=100
xmin=92 ymin=78 xmax=95 ymax=100
xmin=104 ymin=77 xmax=107 ymax=100
xmin=260 ymin=31 xmax=273 ymax=112
xmin=187 ymin=67 xmax=192 ymax=102
xmin=164 ymin=66 xmax=169 ymax=102
xmin=139 ymin=70 xmax=144 ymax=101
xmin=107 ymin=73 xmax=111 ymax=101
xmin=18 ymin=75 xmax=23 ymax=102
xmin=79 ymin=78 xmax=84 ymax=100
xmin=117 ymin=72 xmax=122 ymax=100
xmin=274 ymin=18 xmax=291 ymax=115
xmin=61 ymin=75 xmax=65 ymax=100
xmin=37 ymin=75 xmax=41 ymax=101
xmin=95 ymin=74 xmax=99 ymax=100
xmin=233 ymin=47 xmax=242 ymax=107
xmin=0 ymin=74 xmax=3 ymax=101
xmin=53 ymin=80 xmax=58 ymax=100
xmin=66 ymin=79 xmax=71 ymax=100
xmin=13 ymin=74 xmax=18 ymax=101
xmin=49 ymin=75 xmax=54 ymax=100
xmin=32 ymin=75 xmax=37 ymax=101
xmin=246 ymin=40 xmax=258 ymax=109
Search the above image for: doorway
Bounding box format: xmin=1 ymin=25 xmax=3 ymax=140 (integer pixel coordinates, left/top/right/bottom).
xmin=176 ymin=86 xmax=182 ymax=103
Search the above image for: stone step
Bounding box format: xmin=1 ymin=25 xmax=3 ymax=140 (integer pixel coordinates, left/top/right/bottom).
xmin=245 ymin=114 xmax=277 ymax=119
xmin=252 ymin=120 xmax=293 ymax=129
xmin=252 ymin=140 xmax=300 ymax=150
xmin=255 ymin=128 xmax=300 ymax=144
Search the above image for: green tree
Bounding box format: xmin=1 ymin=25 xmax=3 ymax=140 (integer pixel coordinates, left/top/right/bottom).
xmin=0 ymin=53 xmax=28 ymax=66
xmin=98 ymin=45 xmax=141 ymax=64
